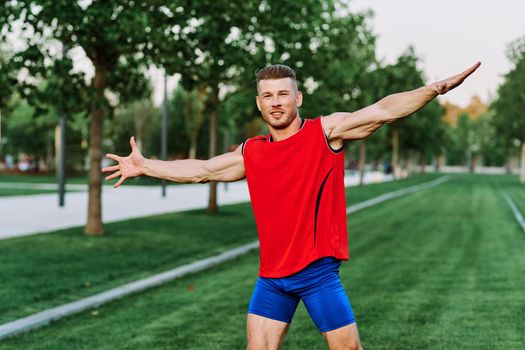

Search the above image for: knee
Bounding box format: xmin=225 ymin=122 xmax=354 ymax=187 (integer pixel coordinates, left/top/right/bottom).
xmin=246 ymin=339 xmax=278 ymax=350
xmin=322 ymin=330 xmax=362 ymax=350
xmin=349 ymin=340 xmax=363 ymax=350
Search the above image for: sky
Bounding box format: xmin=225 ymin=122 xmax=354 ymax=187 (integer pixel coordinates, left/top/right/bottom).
xmin=347 ymin=0 xmax=525 ymax=107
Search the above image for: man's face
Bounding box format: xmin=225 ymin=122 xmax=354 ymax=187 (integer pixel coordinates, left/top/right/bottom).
xmin=256 ymin=78 xmax=303 ymax=130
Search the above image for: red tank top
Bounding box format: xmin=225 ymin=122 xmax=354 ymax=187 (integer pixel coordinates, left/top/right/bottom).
xmin=243 ymin=117 xmax=349 ymax=278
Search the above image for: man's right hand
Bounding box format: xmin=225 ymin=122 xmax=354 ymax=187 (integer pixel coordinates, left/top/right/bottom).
xmin=102 ymin=136 xmax=145 ymax=188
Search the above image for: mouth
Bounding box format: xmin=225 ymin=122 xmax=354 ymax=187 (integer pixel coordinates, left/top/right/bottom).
xmin=270 ymin=111 xmax=285 ymax=118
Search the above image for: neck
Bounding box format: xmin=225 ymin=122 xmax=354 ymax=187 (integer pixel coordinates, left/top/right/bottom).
xmin=269 ymin=116 xmax=302 ymax=141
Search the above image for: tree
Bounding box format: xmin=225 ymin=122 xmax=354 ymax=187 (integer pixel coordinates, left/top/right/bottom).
xmin=110 ymin=98 xmax=158 ymax=156
xmin=171 ymin=85 xmax=208 ymax=159
xmin=1 ymin=1 xmax=193 ymax=234
xmin=376 ymin=48 xmax=444 ymax=178
xmin=492 ymin=36 xmax=525 ymax=182
xmin=0 ymin=50 xmax=16 ymax=110
xmin=398 ymin=98 xmax=445 ymax=173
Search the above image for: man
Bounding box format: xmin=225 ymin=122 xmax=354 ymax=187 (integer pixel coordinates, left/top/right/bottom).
xmin=103 ymin=62 xmax=480 ymax=349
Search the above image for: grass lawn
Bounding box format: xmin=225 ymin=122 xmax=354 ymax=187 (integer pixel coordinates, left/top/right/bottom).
xmin=492 ymin=173 xmax=525 ymax=215
xmin=0 ymin=174 xmax=523 ymax=349
xmin=0 ymin=174 xmax=174 ymax=186
xmin=0 ymin=174 xmax=438 ymax=326
xmin=0 ymin=188 xmax=59 ymax=197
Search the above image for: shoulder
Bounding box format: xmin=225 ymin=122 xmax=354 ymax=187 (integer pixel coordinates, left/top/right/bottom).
xmin=241 ymin=135 xmax=267 ymax=155
xmin=320 ymin=113 xmax=351 ymax=137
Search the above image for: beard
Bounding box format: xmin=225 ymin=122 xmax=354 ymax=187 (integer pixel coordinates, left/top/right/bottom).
xmin=261 ymin=109 xmax=298 ymax=130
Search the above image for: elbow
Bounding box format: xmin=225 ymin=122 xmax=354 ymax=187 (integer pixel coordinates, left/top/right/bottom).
xmin=374 ymin=101 xmax=398 ymax=124
xmin=193 ymin=166 xmax=211 ymax=183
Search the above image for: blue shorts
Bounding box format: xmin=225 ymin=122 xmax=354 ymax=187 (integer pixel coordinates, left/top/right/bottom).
xmin=248 ymin=257 xmax=355 ymax=332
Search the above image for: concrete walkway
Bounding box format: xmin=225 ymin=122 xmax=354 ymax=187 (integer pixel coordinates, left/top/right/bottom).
xmin=0 ymin=171 xmax=392 ymax=240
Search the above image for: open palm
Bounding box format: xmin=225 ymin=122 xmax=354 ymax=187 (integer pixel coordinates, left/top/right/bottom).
xmin=102 ymin=136 xmax=145 ymax=188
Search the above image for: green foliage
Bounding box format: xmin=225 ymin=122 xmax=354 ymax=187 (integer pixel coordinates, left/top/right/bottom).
xmin=476 ymin=112 xmax=506 ymax=166
xmin=375 ymin=48 xmax=449 ymax=163
xmin=491 ymin=36 xmax=525 ymax=158
xmin=1 ymin=94 xmax=88 ymax=171
xmin=109 ymin=98 xmax=160 ymax=156
xmin=169 ymin=85 xmax=208 ymax=158
xmin=0 ymin=50 xmax=17 ymax=109
xmin=216 ymin=1 xmax=378 ymax=145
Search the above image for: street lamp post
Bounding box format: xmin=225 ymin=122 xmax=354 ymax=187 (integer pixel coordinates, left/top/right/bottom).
xmin=161 ymin=72 xmax=168 ymax=198
xmin=58 ymin=115 xmax=66 ymax=206
xmin=58 ymin=44 xmax=69 ymax=207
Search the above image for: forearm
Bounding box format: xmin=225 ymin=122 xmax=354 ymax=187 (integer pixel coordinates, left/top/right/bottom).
xmin=142 ymin=159 xmax=208 ymax=183
xmin=377 ymin=84 xmax=438 ymax=123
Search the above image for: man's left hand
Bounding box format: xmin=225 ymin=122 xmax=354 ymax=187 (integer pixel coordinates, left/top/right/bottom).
xmin=432 ymin=61 xmax=481 ymax=95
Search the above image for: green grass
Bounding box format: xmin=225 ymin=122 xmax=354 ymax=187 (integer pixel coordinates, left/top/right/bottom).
xmin=0 ymin=174 xmax=174 ymax=186
xmin=344 ymin=172 xmax=441 ymax=205
xmin=0 ymin=188 xmax=59 ymax=197
xmin=492 ymin=174 xmax=525 ymax=216
xmin=0 ymin=174 xmax=437 ymax=325
xmin=0 ymin=174 xmax=523 ymax=349
xmin=0 ymin=174 xmax=87 ymax=184
xmin=0 ymin=204 xmax=258 ymax=324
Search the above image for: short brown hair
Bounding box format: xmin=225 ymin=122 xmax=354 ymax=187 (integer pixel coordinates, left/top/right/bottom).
xmin=255 ymin=64 xmax=297 ymax=88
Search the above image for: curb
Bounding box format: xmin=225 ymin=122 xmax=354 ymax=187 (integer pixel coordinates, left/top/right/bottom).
xmin=500 ymin=190 xmax=525 ymax=233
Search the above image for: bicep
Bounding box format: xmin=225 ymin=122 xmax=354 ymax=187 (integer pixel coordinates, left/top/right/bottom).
xmin=323 ymin=104 xmax=387 ymax=142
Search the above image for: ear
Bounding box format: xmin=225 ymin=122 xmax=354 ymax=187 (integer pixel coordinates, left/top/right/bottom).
xmin=256 ymin=95 xmax=262 ymax=111
xmin=296 ymin=90 xmax=303 ymax=108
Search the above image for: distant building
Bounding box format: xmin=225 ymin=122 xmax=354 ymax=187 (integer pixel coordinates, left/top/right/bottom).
xmin=442 ymin=95 xmax=488 ymax=127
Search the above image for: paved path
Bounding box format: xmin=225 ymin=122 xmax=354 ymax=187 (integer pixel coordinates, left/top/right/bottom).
xmin=0 ymin=172 xmax=392 ymax=240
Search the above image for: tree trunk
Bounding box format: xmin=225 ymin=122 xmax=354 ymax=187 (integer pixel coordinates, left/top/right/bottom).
xmin=85 ymin=66 xmax=107 ymax=235
xmin=469 ymin=152 xmax=478 ymax=173
xmin=401 ymin=155 xmax=408 ymax=179
xmin=207 ymin=88 xmax=219 ymax=213
xmin=521 ymin=143 xmax=525 ymax=184
xmin=188 ymin=134 xmax=198 ymax=159
xmin=419 ymin=152 xmax=426 ymax=174
xmin=505 ymin=151 xmax=516 ymax=175
xmin=435 ymin=153 xmax=445 ymax=172
xmin=391 ymin=127 xmax=399 ymax=179
xmin=505 ymin=152 xmax=512 ymax=174
xmin=358 ymin=141 xmax=366 ymax=186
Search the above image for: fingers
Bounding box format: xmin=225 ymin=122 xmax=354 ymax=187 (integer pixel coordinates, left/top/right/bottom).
xmin=114 ymin=176 xmax=126 ymax=188
xmin=105 ymin=171 xmax=121 ymax=181
xmin=106 ymin=153 xmax=121 ymax=162
xmin=458 ymin=61 xmax=481 ymax=80
xmin=130 ymin=136 xmax=138 ymax=151
xmin=102 ymin=165 xmax=119 ymax=173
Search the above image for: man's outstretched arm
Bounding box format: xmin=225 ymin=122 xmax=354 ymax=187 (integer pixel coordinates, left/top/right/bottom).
xmin=102 ymin=137 xmax=245 ymax=188
xmin=322 ymin=62 xmax=481 ymax=145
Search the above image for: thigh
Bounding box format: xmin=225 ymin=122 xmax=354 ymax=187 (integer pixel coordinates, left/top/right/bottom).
xmin=247 ymin=278 xmax=299 ymax=349
xmin=301 ymin=275 xmax=355 ymax=333
xmin=246 ymin=313 xmax=290 ymax=350
xmin=248 ymin=277 xmax=300 ymax=324
xmin=322 ymin=323 xmax=363 ymax=350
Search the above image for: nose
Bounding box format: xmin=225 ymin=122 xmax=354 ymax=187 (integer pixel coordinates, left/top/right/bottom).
xmin=271 ymin=95 xmax=281 ymax=107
